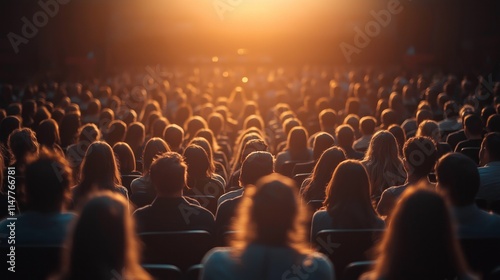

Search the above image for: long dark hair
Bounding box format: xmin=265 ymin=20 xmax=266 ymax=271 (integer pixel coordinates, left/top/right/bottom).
xmin=301 ymin=147 xmax=346 ymax=202
xmin=366 ymin=187 xmax=469 ymax=280
xmin=77 ymin=142 xmax=122 ymax=197
xmin=323 ymin=160 xmax=381 ymax=229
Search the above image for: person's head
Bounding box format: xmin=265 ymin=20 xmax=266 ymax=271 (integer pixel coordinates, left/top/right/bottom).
xmin=436 ymin=153 xmax=479 ymax=207
xmin=232 ymin=173 xmax=309 ymax=254
xmin=86 ymin=98 xmax=101 ymax=116
xmin=195 ymin=128 xmax=219 ymax=152
xmin=25 ymin=148 xmax=72 ymax=212
xmin=183 ymin=144 xmax=211 ymax=181
xmin=303 ymin=147 xmax=346 ymax=201
xmin=8 ymin=128 xmax=39 ymax=165
xmin=105 ymin=120 xmax=127 ymax=147
xmin=239 ymin=139 xmax=268 ymax=165
xmin=360 ymin=116 xmax=376 ymax=136
xmin=78 ymin=123 xmax=100 ymax=145
xmin=184 ymin=116 xmax=207 ymax=141
xmin=79 ymin=141 xmax=122 ymax=193
xmin=388 ymin=124 xmax=406 ymax=155
xmin=381 ymin=109 xmax=398 ymax=128
xmin=189 ymin=137 xmax=216 ymax=174
xmin=150 ymin=152 xmax=187 ymax=197
xmin=33 ymin=106 xmax=51 ymax=130
xmin=370 ymin=188 xmax=467 ymax=280
xmin=463 ymin=114 xmax=483 ymax=139
xmin=480 ymin=132 xmax=500 ymax=165
xmin=416 ymin=109 xmax=433 ymax=126
xmin=319 ymin=109 xmax=337 ymax=131
xmin=364 ymin=130 xmax=406 ymax=195
xmin=59 ymin=112 xmax=81 ymax=148
xmin=61 ymin=192 xmax=150 ymax=280
xmin=336 ymin=124 xmax=355 ymax=149
xmin=163 ymin=124 xmax=184 ymax=151
xmin=207 ymin=112 xmax=224 ymax=136
xmin=125 ymin=122 xmax=145 ymax=150
xmin=243 ymin=115 xmax=264 ymax=131
xmin=151 ymin=117 xmax=169 ymax=138
xmin=282 ymin=118 xmax=301 ymax=137
xmin=113 ymin=142 xmax=136 ymax=175
xmin=0 ymin=116 xmax=21 ymax=145
xmin=312 ymin=132 xmax=335 ymax=160
xmin=402 ymin=137 xmax=437 ymax=180
xmin=36 ymin=119 xmax=60 ymax=148
xmin=486 ymin=114 xmax=500 ymax=133
xmin=142 ymin=137 xmax=170 ymax=175
xmin=416 ymin=120 xmax=441 ymax=143
xmin=443 ymin=101 xmax=459 ymax=119
xmin=285 ymin=126 xmax=309 ymax=157
xmin=239 ymin=151 xmax=274 ymax=186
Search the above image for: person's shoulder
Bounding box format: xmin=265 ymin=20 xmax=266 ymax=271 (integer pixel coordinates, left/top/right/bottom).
xmin=302 ymin=252 xmax=334 ymax=279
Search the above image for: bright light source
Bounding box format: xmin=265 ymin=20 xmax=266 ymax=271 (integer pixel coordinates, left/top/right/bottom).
xmin=222 ymin=71 xmax=229 ymax=77
xmin=212 ymin=56 xmax=219 ymax=62
xmin=242 ymin=76 xmax=249 ymax=83
xmin=237 ymin=48 xmax=248 ymax=55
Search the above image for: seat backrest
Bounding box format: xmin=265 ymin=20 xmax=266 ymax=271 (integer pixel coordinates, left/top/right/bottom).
xmin=278 ymin=161 xmax=301 ymax=178
xmin=459 ymin=238 xmax=500 ymax=278
xmin=292 ymin=161 xmax=315 ymax=176
xmin=293 ymin=173 xmax=311 ymax=188
xmin=460 ymin=147 xmax=480 ymax=165
xmin=131 ymin=191 xmax=155 ymax=208
xmin=0 ymin=245 xmax=63 ymax=280
xmin=314 ymin=229 xmax=384 ymax=278
xmin=307 ymin=200 xmax=324 ymax=212
xmin=185 ymin=264 xmax=204 ymax=280
xmin=139 ymin=230 xmax=214 ymax=271
xmin=342 ymin=261 xmax=376 ymax=280
xmin=187 ymin=195 xmax=217 ymax=214
xmin=142 ymin=264 xmax=183 ymax=280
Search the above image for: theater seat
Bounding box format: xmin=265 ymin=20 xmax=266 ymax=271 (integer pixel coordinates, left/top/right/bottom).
xmin=139 ymin=230 xmax=214 ymax=271
xmin=313 ymin=229 xmax=384 ymax=279
xmin=142 ymin=264 xmax=183 ymax=280
xmin=342 ymin=261 xmax=376 ymax=280
xmin=187 ymin=195 xmax=217 ymax=214
xmin=459 ymin=238 xmax=500 ymax=279
xmin=185 ymin=264 xmax=204 ymax=280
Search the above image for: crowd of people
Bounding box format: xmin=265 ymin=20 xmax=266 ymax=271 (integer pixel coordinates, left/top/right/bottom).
xmin=0 ymin=66 xmax=499 ymax=279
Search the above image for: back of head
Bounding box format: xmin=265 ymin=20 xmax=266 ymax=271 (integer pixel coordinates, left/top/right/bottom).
xmin=233 ymin=173 xmax=308 ymax=252
xmin=36 ymin=119 xmax=60 ymax=147
xmin=360 ymin=116 xmax=376 ymax=136
xmin=372 ymin=188 xmax=464 ymax=280
xmin=8 ymin=128 xmax=39 ymax=165
xmin=416 ymin=120 xmax=440 ymax=142
xmin=481 ymin=132 xmax=500 ymax=164
xmin=286 ymin=126 xmax=308 ymax=156
xmin=444 ymin=101 xmax=459 ymax=119
xmin=0 ymin=116 xmax=21 ymax=144
xmin=312 ymin=132 xmax=335 ymax=160
xmin=416 ymin=109 xmax=433 ymax=125
xmin=106 ymin=120 xmax=127 ymax=147
xmin=25 ymin=148 xmax=72 ymax=212
xmin=80 ymin=141 xmax=121 ymax=192
xmin=208 ymin=112 xmax=224 ymax=136
xmin=163 ymin=124 xmax=184 ymax=150
xmin=336 ymin=124 xmax=355 ymax=149
xmin=63 ymin=192 xmax=147 ymax=279
xmin=436 ymin=153 xmax=479 ymax=207
xmin=239 ymin=151 xmax=274 ymax=186
xmin=142 ymin=138 xmax=170 ymax=174
xmin=403 ymin=137 xmax=437 ymax=179
xmin=486 ymin=114 xmax=500 ymax=133
xmin=381 ymin=109 xmax=398 ymax=127
xmin=463 ymin=114 xmax=483 ymax=137
xmin=388 ymin=125 xmax=406 ymax=153
xmin=150 ymin=152 xmax=186 ymax=196
xmin=319 ymin=109 xmax=337 ymax=129
xmin=112 ymin=142 xmax=136 ymax=174
xmin=183 ymin=144 xmax=210 ymax=179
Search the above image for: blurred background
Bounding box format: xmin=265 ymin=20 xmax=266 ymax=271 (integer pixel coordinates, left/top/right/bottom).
xmin=1 ymin=0 xmax=500 ymax=82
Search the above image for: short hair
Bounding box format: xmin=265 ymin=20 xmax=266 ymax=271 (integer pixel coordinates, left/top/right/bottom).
xmin=436 ymin=153 xmax=479 ymax=206
xmin=25 ymin=148 xmax=72 ymax=212
xmin=381 ymin=109 xmax=398 ymax=127
xmin=319 ymin=109 xmax=337 ymax=128
xmin=336 ymin=124 xmax=355 ymax=148
xmin=482 ymin=132 xmax=500 ymax=161
xmin=360 ymin=116 xmax=376 ymax=135
xmin=464 ymin=114 xmax=483 ymax=136
xmin=486 ymin=114 xmax=500 ymax=133
xmin=416 ymin=109 xmax=433 ymax=125
xmin=163 ymin=124 xmax=184 ymax=150
xmin=239 ymin=151 xmax=274 ymax=186
xmin=150 ymin=152 xmax=187 ymax=195
xmin=443 ymin=101 xmax=459 ymax=118
xmin=403 ymin=137 xmax=437 ymax=178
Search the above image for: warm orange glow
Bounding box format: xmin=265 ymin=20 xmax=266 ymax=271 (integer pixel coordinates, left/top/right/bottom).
xmin=241 ymin=76 xmax=248 ymax=83
xmin=212 ymin=56 xmax=219 ymax=63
